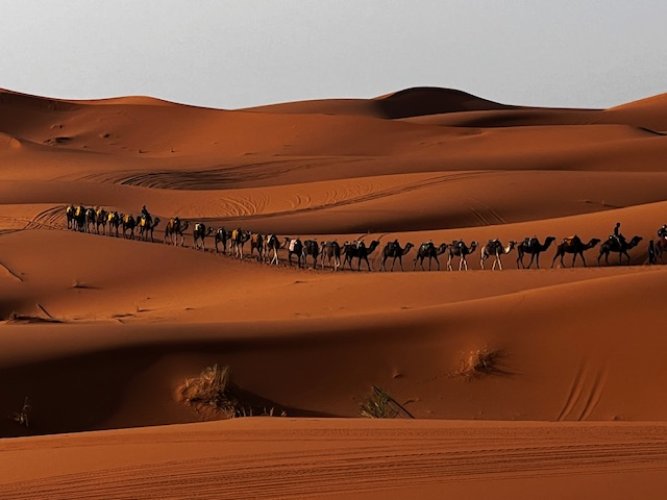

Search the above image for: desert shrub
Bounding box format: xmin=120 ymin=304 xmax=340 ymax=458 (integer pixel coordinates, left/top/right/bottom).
xmin=177 ymin=365 xmax=285 ymax=419
xmin=360 ymin=385 xmax=414 ymax=419
xmin=178 ymin=364 xmax=239 ymax=418
xmin=459 ymin=348 xmax=502 ymax=379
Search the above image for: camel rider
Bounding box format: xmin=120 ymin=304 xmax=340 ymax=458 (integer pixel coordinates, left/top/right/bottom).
xmin=391 ymin=239 xmax=400 ymax=253
xmin=141 ymin=205 xmax=152 ymax=225
xmin=658 ymin=224 xmax=667 ymax=241
xmin=611 ymin=222 xmax=623 ymax=247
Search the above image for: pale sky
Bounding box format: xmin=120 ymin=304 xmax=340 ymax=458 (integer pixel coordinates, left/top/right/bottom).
xmin=1 ymin=0 xmax=666 ymax=109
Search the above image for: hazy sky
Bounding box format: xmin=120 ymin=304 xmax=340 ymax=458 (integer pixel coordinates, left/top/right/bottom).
xmin=1 ymin=0 xmax=666 ymax=109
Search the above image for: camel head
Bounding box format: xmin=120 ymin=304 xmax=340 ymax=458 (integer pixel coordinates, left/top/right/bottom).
xmin=437 ymin=243 xmax=448 ymax=254
xmin=368 ymin=240 xmax=380 ymax=251
xmin=588 ymin=238 xmax=601 ymax=248
xmin=152 ymin=217 xmax=161 ymax=229
xmin=507 ymin=240 xmax=517 ymax=250
xmin=628 ymin=236 xmax=643 ymax=248
xmin=404 ymin=242 xmax=414 ymax=253
xmin=469 ymin=241 xmax=478 ymax=252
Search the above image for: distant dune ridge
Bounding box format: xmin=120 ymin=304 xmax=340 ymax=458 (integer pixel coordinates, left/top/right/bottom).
xmin=1 ymin=85 xmax=667 ymax=498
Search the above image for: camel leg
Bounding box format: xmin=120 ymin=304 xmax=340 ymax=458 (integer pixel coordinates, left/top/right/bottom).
xmin=447 ymin=255 xmax=453 ymax=271
xmin=480 ymin=256 xmax=485 ymax=270
xmin=399 ymin=256 xmax=404 ymax=272
xmin=498 ymin=256 xmax=503 ymax=271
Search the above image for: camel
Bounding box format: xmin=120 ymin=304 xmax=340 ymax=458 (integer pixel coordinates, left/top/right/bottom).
xmin=447 ymin=240 xmax=478 ymax=271
xmin=250 ymin=233 xmax=265 ymax=261
xmin=164 ymin=218 xmax=189 ymax=246
xmin=65 ymin=204 xmax=76 ymax=230
xmin=480 ymin=239 xmax=516 ymax=271
xmin=231 ymin=228 xmax=251 ymax=259
xmin=343 ymin=240 xmax=380 ymax=271
xmin=266 ymin=234 xmax=282 ymax=265
xmin=413 ymin=242 xmax=447 ymax=271
xmin=107 ymin=211 xmax=121 ymax=238
xmin=656 ymin=238 xmax=667 ymax=262
xmin=73 ymin=205 xmax=87 ymax=232
xmin=320 ymin=241 xmax=341 ymax=271
xmin=95 ymin=208 xmax=108 ymax=235
xmin=285 ymin=237 xmax=304 ymax=268
xmin=551 ymin=236 xmax=601 ymax=268
xmin=85 ymin=207 xmax=97 ymax=233
xmin=121 ymin=214 xmax=137 ymax=239
xmin=193 ymin=223 xmax=213 ymax=250
xmin=381 ymin=240 xmax=414 ymax=271
xmin=597 ymin=235 xmax=642 ymax=265
xmin=137 ymin=214 xmax=160 ymax=242
xmin=516 ymin=236 xmax=556 ymax=269
xmin=302 ymin=240 xmax=319 ymax=268
xmin=214 ymin=227 xmax=229 ymax=254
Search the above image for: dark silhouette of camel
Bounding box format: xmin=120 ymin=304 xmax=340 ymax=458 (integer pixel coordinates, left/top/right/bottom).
xmin=597 ymin=235 xmax=642 ymax=265
xmin=266 ymin=234 xmax=282 ymax=265
xmin=214 ymin=227 xmax=229 ymax=253
xmin=250 ymin=233 xmax=265 ymax=261
xmin=551 ymin=236 xmax=601 ymax=268
xmin=302 ymin=240 xmax=320 ymax=268
xmin=343 ymin=240 xmax=380 ymax=271
xmin=121 ymin=213 xmax=137 ymax=239
xmin=107 ymin=211 xmax=121 ymax=238
xmin=193 ymin=223 xmax=213 ymax=250
xmin=320 ymin=241 xmax=341 ymax=271
xmin=66 ymin=205 xmax=76 ymax=230
xmin=164 ymin=217 xmax=189 ymax=246
xmin=230 ymin=228 xmax=251 ymax=259
xmin=72 ymin=205 xmax=87 ymax=232
xmin=447 ymin=240 xmax=478 ymax=271
xmin=95 ymin=208 xmax=108 ymax=235
xmin=285 ymin=237 xmax=304 ymax=268
xmin=137 ymin=215 xmax=160 ymax=242
xmin=381 ymin=240 xmax=414 ymax=271
xmin=480 ymin=239 xmax=516 ymax=271
xmin=413 ymin=242 xmax=447 ymax=271
xmin=516 ymin=236 xmax=556 ymax=269
xmin=85 ymin=207 xmax=97 ymax=233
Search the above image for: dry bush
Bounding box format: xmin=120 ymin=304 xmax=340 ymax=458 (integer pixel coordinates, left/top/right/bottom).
xmin=360 ymin=385 xmax=414 ymax=419
xmin=177 ymin=365 xmax=285 ymax=419
xmin=459 ymin=348 xmax=502 ymax=379
xmin=177 ymin=364 xmax=239 ymax=418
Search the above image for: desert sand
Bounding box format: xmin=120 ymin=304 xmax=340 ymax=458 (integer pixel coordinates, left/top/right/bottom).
xmin=1 ymin=86 xmax=667 ymax=498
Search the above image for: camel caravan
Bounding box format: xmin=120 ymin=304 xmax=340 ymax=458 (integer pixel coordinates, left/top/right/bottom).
xmin=65 ymin=205 xmax=666 ymax=271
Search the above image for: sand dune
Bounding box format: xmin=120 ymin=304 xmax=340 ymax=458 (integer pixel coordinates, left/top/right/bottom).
xmin=3 ymin=419 xmax=667 ymax=500
xmin=2 ymin=86 xmax=667 ymax=498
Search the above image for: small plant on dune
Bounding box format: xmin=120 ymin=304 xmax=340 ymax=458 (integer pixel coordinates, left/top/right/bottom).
xmin=459 ymin=348 xmax=502 ymax=379
xmin=10 ymin=396 xmax=31 ymax=428
xmin=178 ymin=364 xmax=239 ymax=418
xmin=360 ymin=385 xmax=414 ymax=419
xmin=177 ymin=365 xmax=287 ymax=419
